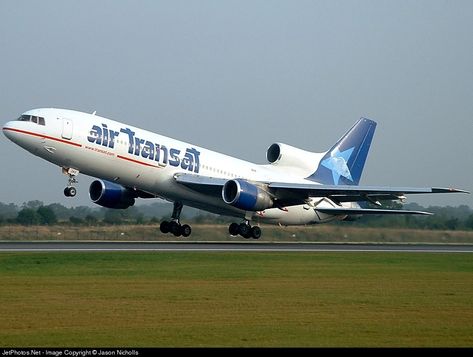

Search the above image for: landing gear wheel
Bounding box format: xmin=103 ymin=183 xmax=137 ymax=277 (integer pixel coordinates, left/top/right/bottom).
xmin=68 ymin=187 xmax=77 ymax=197
xmin=181 ymin=224 xmax=192 ymax=237
xmin=159 ymin=202 xmax=192 ymax=238
xmin=229 ymin=223 xmax=240 ymax=236
xmin=251 ymin=226 xmax=261 ymax=239
xmin=169 ymin=221 xmax=182 ymax=237
xmin=160 ymin=221 xmax=191 ymax=238
xmin=229 ymin=221 xmax=263 ymax=239
xmin=239 ymin=223 xmax=251 ymax=238
xmin=64 ymin=186 xmax=77 ymax=197
xmin=160 ymin=221 xmax=170 ymax=234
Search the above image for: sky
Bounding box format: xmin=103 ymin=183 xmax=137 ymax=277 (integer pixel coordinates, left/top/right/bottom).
xmin=0 ymin=0 xmax=472 ymax=209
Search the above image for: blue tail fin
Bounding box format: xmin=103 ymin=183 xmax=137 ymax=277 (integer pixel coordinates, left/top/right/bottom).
xmin=307 ymin=118 xmax=376 ymax=185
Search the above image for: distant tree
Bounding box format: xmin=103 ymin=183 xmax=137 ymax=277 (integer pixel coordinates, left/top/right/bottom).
xmin=22 ymin=200 xmax=44 ymax=210
xmin=71 ymin=206 xmax=96 ymax=219
xmin=0 ymin=202 xmax=19 ymax=220
xmin=135 ymin=214 xmax=145 ymax=225
xmin=47 ymin=203 xmax=72 ymax=220
xmin=37 ymin=206 xmax=58 ymax=225
xmin=149 ymin=217 xmax=160 ymax=224
xmin=465 ymin=214 xmax=473 ymax=230
xmin=445 ymin=218 xmax=459 ymax=231
xmin=16 ymin=208 xmax=40 ymax=225
xmin=424 ymin=215 xmax=444 ymax=230
xmin=456 ymin=205 xmax=472 ymax=220
xmin=69 ymin=216 xmax=84 ymax=225
xmin=121 ymin=206 xmax=141 ymax=222
xmin=192 ymin=214 xmax=209 ymax=224
xmin=103 ymin=209 xmax=123 ymax=225
xmin=84 ymin=214 xmax=98 ymax=226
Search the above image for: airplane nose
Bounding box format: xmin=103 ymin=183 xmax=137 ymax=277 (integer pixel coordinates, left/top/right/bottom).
xmin=3 ymin=121 xmax=18 ymax=141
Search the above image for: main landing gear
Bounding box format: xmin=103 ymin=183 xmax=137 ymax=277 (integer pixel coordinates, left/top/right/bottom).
xmin=229 ymin=221 xmax=261 ymax=239
xmin=63 ymin=167 xmax=79 ymax=197
xmin=160 ymin=201 xmax=192 ymax=237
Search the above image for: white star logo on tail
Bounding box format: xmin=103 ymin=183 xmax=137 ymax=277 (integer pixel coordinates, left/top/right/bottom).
xmin=321 ymin=147 xmax=354 ymax=185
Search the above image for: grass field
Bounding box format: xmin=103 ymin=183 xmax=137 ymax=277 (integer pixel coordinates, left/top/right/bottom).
xmin=0 ymin=252 xmax=472 ymax=347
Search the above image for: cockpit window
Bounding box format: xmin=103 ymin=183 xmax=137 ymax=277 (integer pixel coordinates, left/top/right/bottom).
xmin=17 ymin=114 xmax=45 ymax=126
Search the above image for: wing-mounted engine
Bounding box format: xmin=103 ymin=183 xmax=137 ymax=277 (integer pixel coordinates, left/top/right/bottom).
xmin=89 ymin=179 xmax=137 ymax=209
xmin=266 ymin=143 xmax=324 ymax=173
xmin=222 ymin=179 xmax=274 ymax=211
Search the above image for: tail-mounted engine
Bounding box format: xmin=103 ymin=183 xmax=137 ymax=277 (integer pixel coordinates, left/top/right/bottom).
xmin=266 ymin=143 xmax=323 ymax=172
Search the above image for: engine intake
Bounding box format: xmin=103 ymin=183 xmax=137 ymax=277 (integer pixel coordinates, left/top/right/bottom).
xmin=266 ymin=142 xmax=324 ymax=172
xmin=222 ymin=179 xmax=273 ymax=211
xmin=266 ymin=143 xmax=282 ymax=163
xmin=89 ymin=180 xmax=137 ymax=209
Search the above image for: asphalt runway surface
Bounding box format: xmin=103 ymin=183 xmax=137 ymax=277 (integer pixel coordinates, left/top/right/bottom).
xmin=0 ymin=241 xmax=472 ymax=253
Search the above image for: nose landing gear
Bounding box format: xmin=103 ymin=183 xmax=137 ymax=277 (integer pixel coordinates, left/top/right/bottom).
xmin=62 ymin=167 xmax=79 ymax=197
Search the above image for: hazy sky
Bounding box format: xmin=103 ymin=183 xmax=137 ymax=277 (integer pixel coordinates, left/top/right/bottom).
xmin=1 ymin=0 xmax=472 ymax=209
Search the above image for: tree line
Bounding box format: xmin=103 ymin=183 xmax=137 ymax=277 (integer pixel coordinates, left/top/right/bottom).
xmin=0 ymin=200 xmax=472 ymax=230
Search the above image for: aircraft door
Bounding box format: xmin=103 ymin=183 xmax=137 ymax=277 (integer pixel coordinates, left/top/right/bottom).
xmin=62 ymin=118 xmax=73 ymax=139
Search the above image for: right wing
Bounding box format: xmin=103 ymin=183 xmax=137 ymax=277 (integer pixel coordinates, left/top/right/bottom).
xmin=174 ymin=173 xmax=469 ymax=214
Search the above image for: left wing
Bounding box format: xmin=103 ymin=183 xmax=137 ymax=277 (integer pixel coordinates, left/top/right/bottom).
xmin=174 ymin=173 xmax=228 ymax=196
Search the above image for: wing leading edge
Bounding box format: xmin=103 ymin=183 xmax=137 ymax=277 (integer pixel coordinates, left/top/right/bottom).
xmin=268 ymin=182 xmax=469 ymax=202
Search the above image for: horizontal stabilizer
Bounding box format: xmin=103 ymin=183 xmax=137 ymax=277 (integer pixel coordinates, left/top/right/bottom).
xmin=316 ymin=208 xmax=433 ymax=216
xmin=270 ymin=182 xmax=469 ymax=196
xmin=269 ymin=183 xmax=469 ymax=203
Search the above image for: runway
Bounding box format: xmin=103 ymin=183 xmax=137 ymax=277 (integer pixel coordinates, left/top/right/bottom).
xmin=0 ymin=241 xmax=472 ymax=253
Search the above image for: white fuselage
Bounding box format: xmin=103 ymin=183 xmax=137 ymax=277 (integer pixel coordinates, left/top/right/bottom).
xmin=3 ymin=108 xmax=348 ymax=225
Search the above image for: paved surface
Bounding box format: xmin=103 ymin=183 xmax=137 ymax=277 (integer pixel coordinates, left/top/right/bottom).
xmin=0 ymin=241 xmax=472 ymax=253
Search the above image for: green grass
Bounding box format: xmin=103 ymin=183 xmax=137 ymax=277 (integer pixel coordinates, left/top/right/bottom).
xmin=0 ymin=252 xmax=472 ymax=347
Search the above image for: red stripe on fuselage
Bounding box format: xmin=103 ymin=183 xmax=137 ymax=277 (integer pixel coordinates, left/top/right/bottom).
xmin=2 ymin=127 xmax=83 ymax=147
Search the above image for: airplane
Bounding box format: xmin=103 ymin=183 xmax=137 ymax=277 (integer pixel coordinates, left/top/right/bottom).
xmin=2 ymin=108 xmax=468 ymax=238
